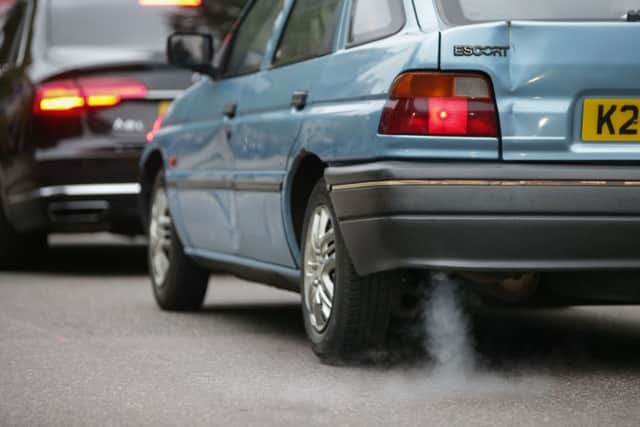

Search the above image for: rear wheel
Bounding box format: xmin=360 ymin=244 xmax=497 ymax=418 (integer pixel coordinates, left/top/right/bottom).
xmin=0 ymin=201 xmax=47 ymax=270
xmin=301 ymin=179 xmax=394 ymax=364
xmin=149 ymin=173 xmax=209 ymax=311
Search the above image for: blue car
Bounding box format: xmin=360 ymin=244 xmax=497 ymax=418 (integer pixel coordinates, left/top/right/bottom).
xmin=140 ymin=0 xmax=640 ymax=362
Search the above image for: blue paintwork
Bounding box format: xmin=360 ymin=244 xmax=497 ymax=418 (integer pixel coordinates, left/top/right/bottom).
xmin=141 ymin=0 xmax=640 ymax=276
xmin=440 ymin=21 xmax=640 ymax=161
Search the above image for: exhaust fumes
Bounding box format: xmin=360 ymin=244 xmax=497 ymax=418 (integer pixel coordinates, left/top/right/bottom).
xmin=374 ymin=271 xmax=478 ymax=371
xmin=422 ymin=272 xmax=475 ymax=375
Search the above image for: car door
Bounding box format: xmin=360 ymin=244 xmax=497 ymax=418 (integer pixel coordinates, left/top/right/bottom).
xmin=232 ymin=0 xmax=344 ymax=267
xmin=168 ymin=0 xmax=284 ymax=254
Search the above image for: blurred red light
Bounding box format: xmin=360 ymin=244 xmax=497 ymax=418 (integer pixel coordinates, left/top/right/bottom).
xmin=138 ymin=0 xmax=202 ymax=6
xmin=34 ymin=80 xmax=85 ymax=114
xmin=79 ymin=77 xmax=148 ymax=108
xmin=35 ymin=78 xmax=147 ymax=115
xmin=147 ymin=113 xmax=166 ymax=143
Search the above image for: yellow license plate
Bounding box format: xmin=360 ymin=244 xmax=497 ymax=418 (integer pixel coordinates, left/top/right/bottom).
xmin=583 ymin=99 xmax=640 ymax=142
xmin=158 ymin=101 xmax=171 ymax=116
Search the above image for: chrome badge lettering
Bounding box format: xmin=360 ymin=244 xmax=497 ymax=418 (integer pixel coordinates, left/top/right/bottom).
xmin=113 ymin=118 xmax=145 ymax=133
xmin=454 ymin=46 xmax=510 ymax=57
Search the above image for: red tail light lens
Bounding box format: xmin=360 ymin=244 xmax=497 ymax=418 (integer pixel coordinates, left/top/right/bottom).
xmin=78 ymin=77 xmax=148 ymax=108
xmin=379 ymin=72 xmax=498 ymax=137
xmin=138 ymin=0 xmax=202 ymax=6
xmin=34 ymin=78 xmax=147 ymax=115
xmin=34 ymin=80 xmax=85 ymax=114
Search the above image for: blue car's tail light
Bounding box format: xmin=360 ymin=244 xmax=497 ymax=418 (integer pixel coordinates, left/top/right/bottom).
xmin=378 ymin=72 xmax=498 ymax=138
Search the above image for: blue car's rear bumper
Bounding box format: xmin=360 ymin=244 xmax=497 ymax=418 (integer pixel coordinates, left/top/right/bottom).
xmin=326 ymin=162 xmax=640 ymax=275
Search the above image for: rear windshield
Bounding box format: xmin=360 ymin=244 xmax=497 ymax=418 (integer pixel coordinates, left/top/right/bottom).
xmin=437 ymin=0 xmax=640 ymax=24
xmin=48 ymin=0 xmax=244 ymax=52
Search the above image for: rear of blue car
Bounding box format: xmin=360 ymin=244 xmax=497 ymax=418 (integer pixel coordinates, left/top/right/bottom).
xmin=328 ymin=0 xmax=640 ymax=277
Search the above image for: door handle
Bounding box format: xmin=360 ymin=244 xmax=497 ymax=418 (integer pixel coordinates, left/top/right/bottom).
xmin=291 ymin=91 xmax=308 ymax=111
xmin=224 ymin=102 xmax=237 ymax=119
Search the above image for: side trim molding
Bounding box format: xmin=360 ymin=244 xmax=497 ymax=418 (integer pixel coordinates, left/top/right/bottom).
xmin=167 ymin=178 xmax=282 ymax=193
xmin=333 ymin=179 xmax=640 ymax=191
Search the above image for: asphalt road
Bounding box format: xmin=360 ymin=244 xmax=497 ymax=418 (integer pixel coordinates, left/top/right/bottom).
xmin=1 ymin=235 xmax=640 ymax=426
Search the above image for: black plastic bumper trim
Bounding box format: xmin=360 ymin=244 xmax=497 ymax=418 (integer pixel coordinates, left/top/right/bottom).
xmin=326 ymin=161 xmax=640 ymax=275
xmin=339 ymin=215 xmax=640 ymax=275
xmin=325 ymin=161 xmax=640 ymax=186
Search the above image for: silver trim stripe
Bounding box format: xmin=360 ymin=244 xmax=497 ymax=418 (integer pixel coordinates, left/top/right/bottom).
xmin=332 ymin=179 xmax=640 ymax=191
xmin=9 ymin=183 xmax=141 ymax=205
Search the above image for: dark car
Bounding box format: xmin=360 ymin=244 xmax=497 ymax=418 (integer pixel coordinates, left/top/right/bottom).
xmin=0 ymin=0 xmax=242 ymax=267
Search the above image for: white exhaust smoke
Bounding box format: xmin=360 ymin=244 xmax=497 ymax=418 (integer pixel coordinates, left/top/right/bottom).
xmin=423 ymin=273 xmax=475 ymax=375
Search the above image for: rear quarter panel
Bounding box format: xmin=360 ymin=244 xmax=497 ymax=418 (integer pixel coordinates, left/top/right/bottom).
xmin=440 ymin=21 xmax=640 ymax=161
xmin=290 ymin=0 xmax=498 ymax=167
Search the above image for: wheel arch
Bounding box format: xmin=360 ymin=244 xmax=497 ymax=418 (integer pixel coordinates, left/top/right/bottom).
xmin=284 ymin=151 xmax=327 ymax=267
xmin=139 ymin=149 xmax=165 ymax=229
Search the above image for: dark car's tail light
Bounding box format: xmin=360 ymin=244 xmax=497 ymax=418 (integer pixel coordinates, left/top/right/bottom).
xmin=79 ymin=77 xmax=148 ymax=108
xmin=378 ymin=72 xmax=498 ymax=137
xmin=34 ymin=80 xmax=85 ymax=114
xmin=138 ymin=0 xmax=202 ymax=6
xmin=34 ymin=78 xmax=148 ymax=115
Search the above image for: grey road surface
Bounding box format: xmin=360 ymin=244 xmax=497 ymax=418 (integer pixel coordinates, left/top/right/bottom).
xmin=1 ymin=235 xmax=640 ymax=426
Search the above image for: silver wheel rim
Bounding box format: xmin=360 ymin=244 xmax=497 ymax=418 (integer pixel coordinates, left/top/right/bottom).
xmin=149 ymin=186 xmax=172 ymax=286
xmin=303 ymin=205 xmax=336 ymax=333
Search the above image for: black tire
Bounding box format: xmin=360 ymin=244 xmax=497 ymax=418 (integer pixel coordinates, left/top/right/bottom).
xmin=148 ymin=173 xmax=209 ymax=311
xmin=301 ymin=178 xmax=394 ymax=364
xmin=0 ymin=201 xmax=47 ymax=270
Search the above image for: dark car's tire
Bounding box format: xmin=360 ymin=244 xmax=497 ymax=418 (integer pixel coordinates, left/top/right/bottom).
xmin=148 ymin=173 xmax=209 ymax=311
xmin=0 ymin=206 xmax=20 ymax=269
xmin=0 ymin=202 xmax=47 ymax=270
xmin=301 ymin=179 xmax=393 ymax=364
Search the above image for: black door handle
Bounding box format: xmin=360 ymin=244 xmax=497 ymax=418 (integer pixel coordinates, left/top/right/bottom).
xmin=224 ymin=102 xmax=237 ymax=119
xmin=291 ymin=91 xmax=308 ymax=111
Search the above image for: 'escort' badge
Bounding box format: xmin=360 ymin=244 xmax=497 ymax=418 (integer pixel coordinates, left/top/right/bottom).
xmin=454 ymin=46 xmax=510 ymax=57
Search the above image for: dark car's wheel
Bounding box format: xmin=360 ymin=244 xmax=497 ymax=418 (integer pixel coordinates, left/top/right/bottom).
xmin=148 ymin=173 xmax=209 ymax=311
xmin=0 ymin=202 xmax=47 ymax=270
xmin=301 ymin=179 xmax=393 ymax=364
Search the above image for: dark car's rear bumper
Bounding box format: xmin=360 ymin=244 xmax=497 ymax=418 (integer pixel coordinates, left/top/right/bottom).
xmin=326 ymin=162 xmax=640 ymax=275
xmin=7 ymin=183 xmax=142 ymax=234
xmin=5 ymin=152 xmax=144 ymax=234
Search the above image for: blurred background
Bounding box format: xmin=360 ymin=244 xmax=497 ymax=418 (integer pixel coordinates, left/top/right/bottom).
xmin=0 ymin=0 xmax=246 ymax=268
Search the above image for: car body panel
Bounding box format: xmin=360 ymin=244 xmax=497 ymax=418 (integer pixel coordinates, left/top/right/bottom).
xmin=411 ymin=0 xmax=442 ymax=30
xmin=232 ymin=58 xmax=333 ymax=267
xmin=296 ymin=32 xmax=490 ymax=164
xmin=440 ymin=21 xmax=640 ymax=161
xmin=164 ymin=76 xmax=247 ymax=253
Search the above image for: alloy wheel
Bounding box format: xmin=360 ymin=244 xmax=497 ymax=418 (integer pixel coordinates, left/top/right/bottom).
xmin=303 ymin=205 xmax=337 ymax=333
xmin=149 ymin=186 xmax=172 ymax=286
